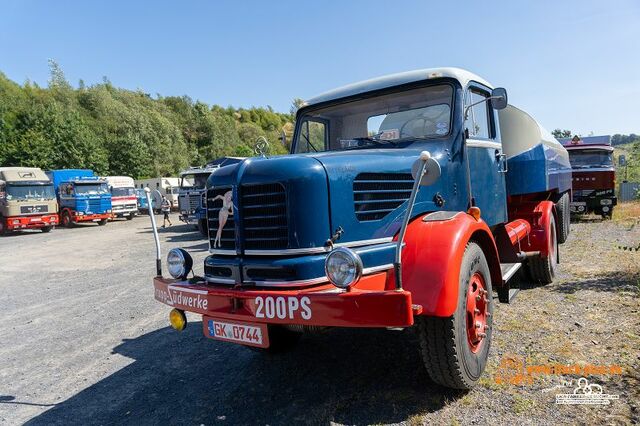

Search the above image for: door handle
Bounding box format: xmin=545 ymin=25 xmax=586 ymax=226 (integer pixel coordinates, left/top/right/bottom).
xmin=495 ymin=151 xmax=508 ymax=173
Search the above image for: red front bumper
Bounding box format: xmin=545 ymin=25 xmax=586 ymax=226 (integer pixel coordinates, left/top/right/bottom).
xmin=74 ymin=212 xmax=111 ymax=223
xmin=154 ymin=275 xmax=416 ymax=328
xmin=5 ymin=214 xmax=59 ymax=230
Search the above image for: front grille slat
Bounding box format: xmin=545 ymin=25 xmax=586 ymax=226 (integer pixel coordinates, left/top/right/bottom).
xmin=241 ymin=183 xmax=288 ymax=250
xmin=353 ymin=173 xmax=413 ymax=221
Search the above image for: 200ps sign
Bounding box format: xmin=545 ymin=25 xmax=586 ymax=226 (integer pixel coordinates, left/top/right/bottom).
xmin=254 ymin=296 xmax=312 ymax=321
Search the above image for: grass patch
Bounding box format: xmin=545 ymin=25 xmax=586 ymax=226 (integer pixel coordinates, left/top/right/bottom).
xmin=512 ymin=394 xmax=536 ymax=414
xmin=613 ymin=201 xmax=640 ymax=227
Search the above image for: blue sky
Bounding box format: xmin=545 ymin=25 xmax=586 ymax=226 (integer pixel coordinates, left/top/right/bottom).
xmin=1 ymin=1 xmax=638 ymax=135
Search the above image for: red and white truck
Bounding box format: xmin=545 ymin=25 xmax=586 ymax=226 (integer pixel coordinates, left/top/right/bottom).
xmin=104 ymin=176 xmax=138 ymax=220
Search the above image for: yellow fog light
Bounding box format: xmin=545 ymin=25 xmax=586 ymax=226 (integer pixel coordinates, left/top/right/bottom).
xmin=169 ymin=309 xmax=187 ymax=331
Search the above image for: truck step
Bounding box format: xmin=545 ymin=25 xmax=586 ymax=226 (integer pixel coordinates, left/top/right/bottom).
xmin=500 ymin=262 xmax=522 ymax=283
xmin=498 ymin=263 xmax=522 ymax=304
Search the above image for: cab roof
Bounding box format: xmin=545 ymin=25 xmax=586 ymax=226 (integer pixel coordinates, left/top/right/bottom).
xmin=304 ymin=67 xmax=493 ymax=107
xmin=0 ymin=167 xmax=49 ymax=183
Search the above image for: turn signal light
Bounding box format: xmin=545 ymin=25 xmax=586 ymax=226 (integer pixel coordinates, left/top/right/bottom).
xmin=467 ymin=207 xmax=481 ymax=221
xmin=169 ymin=309 xmax=187 ymax=331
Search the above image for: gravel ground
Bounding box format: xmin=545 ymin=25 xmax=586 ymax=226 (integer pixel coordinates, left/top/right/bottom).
xmin=0 ymin=211 xmax=638 ymax=425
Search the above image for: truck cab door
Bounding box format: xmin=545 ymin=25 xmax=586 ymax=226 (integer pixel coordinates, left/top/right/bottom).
xmin=464 ymin=84 xmax=507 ymax=226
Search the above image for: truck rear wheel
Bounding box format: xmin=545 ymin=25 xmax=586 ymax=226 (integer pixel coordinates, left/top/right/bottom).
xmin=556 ymin=192 xmax=570 ymax=244
xmin=526 ymin=214 xmax=557 ymax=284
xmin=417 ymin=242 xmax=493 ymax=390
xmin=0 ymin=219 xmax=6 ymax=235
xmin=61 ymin=211 xmax=73 ymax=228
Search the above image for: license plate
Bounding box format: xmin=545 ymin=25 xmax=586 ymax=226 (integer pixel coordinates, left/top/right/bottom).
xmin=203 ymin=317 xmax=269 ymax=348
xmin=571 ymin=202 xmax=586 ymax=207
xmin=92 ymin=219 xmax=101 ymax=222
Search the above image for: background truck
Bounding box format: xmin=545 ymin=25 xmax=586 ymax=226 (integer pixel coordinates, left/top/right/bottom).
xmin=47 ymin=169 xmax=112 ymax=227
xmin=178 ymin=158 xmax=244 ymax=236
xmin=559 ymin=135 xmax=616 ymax=218
xmin=134 ymin=177 xmax=180 ymax=211
xmin=103 ymin=176 xmax=137 ymax=220
xmin=151 ymin=68 xmax=572 ymax=390
xmin=0 ymin=167 xmax=59 ymax=234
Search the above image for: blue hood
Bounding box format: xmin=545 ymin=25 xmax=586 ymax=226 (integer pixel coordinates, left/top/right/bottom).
xmin=207 ymin=141 xmax=467 ymax=251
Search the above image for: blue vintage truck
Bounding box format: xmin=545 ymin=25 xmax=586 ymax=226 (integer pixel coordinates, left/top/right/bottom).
xmin=150 ymin=68 xmax=572 ymax=389
xmin=47 ymin=169 xmax=113 ymax=227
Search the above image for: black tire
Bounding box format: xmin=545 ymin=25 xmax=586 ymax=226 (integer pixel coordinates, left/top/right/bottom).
xmin=556 ymin=192 xmax=570 ymax=244
xmin=526 ymin=213 xmax=558 ymax=284
xmin=98 ymin=219 xmax=108 ymax=226
xmin=417 ymin=242 xmax=494 ymax=390
xmin=41 ymin=226 xmax=52 ymax=233
xmin=61 ymin=211 xmax=73 ymax=228
xmin=197 ymin=219 xmax=208 ymax=237
xmin=126 ymin=215 xmax=134 ymax=220
xmin=0 ymin=218 xmax=6 ymax=235
xmin=250 ymin=325 xmax=302 ymax=354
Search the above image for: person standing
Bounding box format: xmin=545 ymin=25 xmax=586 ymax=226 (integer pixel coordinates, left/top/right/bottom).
xmin=161 ymin=195 xmax=172 ymax=228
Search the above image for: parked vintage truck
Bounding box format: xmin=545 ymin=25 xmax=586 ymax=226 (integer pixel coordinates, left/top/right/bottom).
xmin=0 ymin=167 xmax=59 ymax=234
xmin=149 ymin=68 xmax=572 ymax=389
xmin=47 ymin=169 xmax=113 ymax=227
xmin=178 ymin=158 xmax=245 ymax=236
xmin=559 ymin=135 xmax=616 ymax=218
xmin=135 ymin=177 xmax=180 ymax=211
xmin=103 ymin=176 xmax=137 ymax=220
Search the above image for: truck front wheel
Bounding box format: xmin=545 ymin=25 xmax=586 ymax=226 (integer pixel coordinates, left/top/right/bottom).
xmin=41 ymin=226 xmax=52 ymax=233
xmin=61 ymin=211 xmax=73 ymax=228
xmin=98 ymin=219 xmax=108 ymax=226
xmin=417 ymin=242 xmax=493 ymax=390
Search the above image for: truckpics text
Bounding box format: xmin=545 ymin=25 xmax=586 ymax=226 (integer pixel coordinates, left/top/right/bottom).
xmin=148 ymin=68 xmax=572 ymax=389
xmin=560 ymin=135 xmax=616 ymax=218
xmin=47 ymin=169 xmax=113 ymax=227
xmin=104 ymin=176 xmax=137 ymax=220
xmin=0 ymin=167 xmax=59 ymax=234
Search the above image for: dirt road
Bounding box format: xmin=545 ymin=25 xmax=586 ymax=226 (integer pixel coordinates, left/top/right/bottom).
xmin=0 ymin=212 xmax=638 ymax=425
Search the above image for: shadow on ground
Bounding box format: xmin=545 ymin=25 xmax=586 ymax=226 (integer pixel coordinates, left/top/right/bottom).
xmin=26 ymin=326 xmax=461 ymax=425
xmin=552 ymin=271 xmax=640 ymax=294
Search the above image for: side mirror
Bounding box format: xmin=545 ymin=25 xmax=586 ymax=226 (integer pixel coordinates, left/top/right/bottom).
xmin=619 ymin=155 xmax=626 ymax=166
xmin=490 ymin=87 xmax=508 ymax=110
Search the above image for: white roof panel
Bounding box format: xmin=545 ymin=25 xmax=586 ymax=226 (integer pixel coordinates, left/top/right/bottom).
xmin=305 ymin=67 xmax=493 ymax=107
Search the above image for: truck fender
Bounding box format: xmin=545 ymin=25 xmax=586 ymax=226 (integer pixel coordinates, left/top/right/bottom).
xmin=520 ymin=200 xmax=556 ymax=258
xmin=395 ymin=212 xmax=502 ymax=317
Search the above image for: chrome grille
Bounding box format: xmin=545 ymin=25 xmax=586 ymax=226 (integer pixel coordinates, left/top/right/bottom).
xmin=353 ymin=173 xmax=413 ymax=221
xmin=207 ymin=187 xmax=235 ymax=250
xmin=241 ymin=183 xmax=288 ymax=250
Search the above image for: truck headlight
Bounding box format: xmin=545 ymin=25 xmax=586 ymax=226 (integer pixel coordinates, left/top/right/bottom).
xmin=167 ymin=248 xmax=193 ymax=280
xmin=325 ymin=248 xmax=363 ymax=289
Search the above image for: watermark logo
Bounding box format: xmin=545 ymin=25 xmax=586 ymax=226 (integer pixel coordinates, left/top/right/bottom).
xmin=555 ymin=378 xmax=619 ymax=405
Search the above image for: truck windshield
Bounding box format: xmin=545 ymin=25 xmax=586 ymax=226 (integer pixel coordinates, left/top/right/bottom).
xmin=5 ymin=184 xmax=55 ymax=200
xmin=293 ymin=84 xmax=453 ymax=153
xmin=568 ymin=150 xmax=613 ymax=169
xmin=180 ymin=174 xmax=208 ymax=189
xmin=111 ymin=187 xmax=136 ymax=197
xmin=75 ymin=183 xmax=109 ymax=195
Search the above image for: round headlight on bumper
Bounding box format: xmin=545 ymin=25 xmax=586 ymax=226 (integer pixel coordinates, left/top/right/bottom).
xmin=325 ymin=247 xmax=363 ymax=289
xmin=167 ymin=248 xmax=193 ymax=280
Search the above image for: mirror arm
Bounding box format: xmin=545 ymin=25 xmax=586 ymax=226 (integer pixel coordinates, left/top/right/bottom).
xmin=463 ymin=96 xmax=503 ymax=120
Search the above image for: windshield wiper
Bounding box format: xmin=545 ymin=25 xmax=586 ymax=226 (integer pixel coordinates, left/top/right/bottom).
xmin=350 ymin=132 xmax=398 ymax=147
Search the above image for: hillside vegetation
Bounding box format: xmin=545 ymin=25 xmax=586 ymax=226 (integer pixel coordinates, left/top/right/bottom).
xmin=0 ymin=62 xmax=294 ymax=179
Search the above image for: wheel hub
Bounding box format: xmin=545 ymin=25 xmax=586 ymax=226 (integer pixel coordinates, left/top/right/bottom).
xmin=466 ymin=272 xmax=489 ymax=353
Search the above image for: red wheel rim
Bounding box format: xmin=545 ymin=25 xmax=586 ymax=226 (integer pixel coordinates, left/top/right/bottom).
xmin=466 ymin=272 xmax=489 ymax=353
